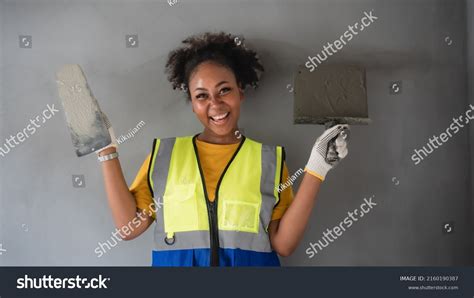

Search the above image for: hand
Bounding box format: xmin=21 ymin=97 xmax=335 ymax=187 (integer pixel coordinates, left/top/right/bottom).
xmin=304 ymin=124 xmax=350 ymax=181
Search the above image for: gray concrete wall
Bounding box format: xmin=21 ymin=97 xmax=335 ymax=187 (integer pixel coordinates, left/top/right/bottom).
xmin=0 ymin=0 xmax=472 ymax=266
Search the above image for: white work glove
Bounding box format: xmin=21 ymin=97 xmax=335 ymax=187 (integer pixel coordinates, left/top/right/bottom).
xmin=305 ymin=124 xmax=350 ymax=181
xmin=95 ymin=111 xmax=118 ymax=156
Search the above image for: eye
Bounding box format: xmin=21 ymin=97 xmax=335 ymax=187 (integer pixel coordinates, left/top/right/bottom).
xmin=219 ymin=87 xmax=231 ymax=95
xmin=196 ymin=93 xmax=208 ymax=100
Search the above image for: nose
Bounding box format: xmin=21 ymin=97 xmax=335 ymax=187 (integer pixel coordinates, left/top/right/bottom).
xmin=209 ymin=92 xmax=223 ymax=104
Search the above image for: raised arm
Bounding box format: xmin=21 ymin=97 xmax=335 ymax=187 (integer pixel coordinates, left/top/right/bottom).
xmin=99 ymin=146 xmax=153 ymax=240
xmin=269 ymin=125 xmax=349 ymax=256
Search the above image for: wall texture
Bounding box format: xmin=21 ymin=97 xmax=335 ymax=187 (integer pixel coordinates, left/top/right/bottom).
xmin=0 ymin=0 xmax=472 ymax=266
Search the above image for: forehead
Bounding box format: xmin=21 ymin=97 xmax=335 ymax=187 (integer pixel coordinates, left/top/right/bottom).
xmin=188 ymin=61 xmax=237 ymax=87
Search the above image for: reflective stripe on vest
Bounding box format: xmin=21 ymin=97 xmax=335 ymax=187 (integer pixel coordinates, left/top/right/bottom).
xmin=148 ymin=135 xmax=283 ymax=264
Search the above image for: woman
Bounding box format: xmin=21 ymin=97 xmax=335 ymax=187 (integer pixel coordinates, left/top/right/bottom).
xmin=97 ymin=32 xmax=349 ymax=266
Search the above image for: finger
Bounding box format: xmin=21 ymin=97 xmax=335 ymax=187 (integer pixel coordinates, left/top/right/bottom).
xmin=337 ymin=146 xmax=348 ymax=159
xmin=341 ymin=126 xmax=351 ymax=141
xmin=335 ymin=135 xmax=348 ymax=151
xmin=335 ymin=133 xmax=348 ymax=147
xmin=335 ymin=144 xmax=347 ymax=156
xmin=318 ymin=124 xmax=346 ymax=145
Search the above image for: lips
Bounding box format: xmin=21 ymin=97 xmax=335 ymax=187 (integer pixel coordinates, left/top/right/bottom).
xmin=209 ymin=112 xmax=230 ymax=124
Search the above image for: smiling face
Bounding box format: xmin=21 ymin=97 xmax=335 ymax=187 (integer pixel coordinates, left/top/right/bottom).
xmin=188 ymin=61 xmax=244 ymax=144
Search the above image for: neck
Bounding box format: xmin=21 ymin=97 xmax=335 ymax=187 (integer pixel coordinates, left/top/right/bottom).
xmin=197 ymin=128 xmax=241 ymax=144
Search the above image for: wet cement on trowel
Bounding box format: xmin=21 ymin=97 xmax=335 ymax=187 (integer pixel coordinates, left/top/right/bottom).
xmin=56 ymin=64 xmax=111 ymax=157
xmin=294 ymin=64 xmax=370 ymax=125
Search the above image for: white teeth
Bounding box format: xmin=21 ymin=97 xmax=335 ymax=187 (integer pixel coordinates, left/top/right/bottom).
xmin=212 ymin=112 xmax=228 ymax=120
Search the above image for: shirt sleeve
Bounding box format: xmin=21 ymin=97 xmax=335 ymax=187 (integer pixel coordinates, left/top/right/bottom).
xmin=129 ymin=153 xmax=156 ymax=220
xmin=270 ymin=161 xmax=294 ymax=221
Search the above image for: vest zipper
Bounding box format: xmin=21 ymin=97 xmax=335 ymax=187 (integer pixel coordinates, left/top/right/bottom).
xmin=192 ymin=134 xmax=246 ymax=267
xmin=206 ymin=200 xmax=219 ymax=266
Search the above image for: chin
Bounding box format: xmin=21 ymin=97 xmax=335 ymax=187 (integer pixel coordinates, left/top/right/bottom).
xmin=204 ymin=120 xmax=235 ymax=136
xmin=208 ymin=126 xmax=234 ymax=136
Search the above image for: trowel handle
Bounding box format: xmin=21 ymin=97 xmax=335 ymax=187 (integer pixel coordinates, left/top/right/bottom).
xmin=324 ymin=121 xmax=349 ymax=164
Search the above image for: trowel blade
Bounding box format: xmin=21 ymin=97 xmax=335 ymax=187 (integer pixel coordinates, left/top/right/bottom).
xmin=55 ymin=64 xmax=111 ymax=157
xmin=294 ymin=64 xmax=370 ymax=125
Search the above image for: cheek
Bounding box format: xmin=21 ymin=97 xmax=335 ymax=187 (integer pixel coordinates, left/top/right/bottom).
xmin=192 ymin=103 xmax=208 ymax=119
xmin=229 ymin=100 xmax=241 ymax=115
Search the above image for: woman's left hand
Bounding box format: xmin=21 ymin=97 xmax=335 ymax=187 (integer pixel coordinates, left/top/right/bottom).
xmin=304 ymin=124 xmax=350 ymax=181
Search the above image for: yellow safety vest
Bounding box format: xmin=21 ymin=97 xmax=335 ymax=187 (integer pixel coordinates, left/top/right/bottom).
xmin=148 ymin=134 xmax=284 ymax=266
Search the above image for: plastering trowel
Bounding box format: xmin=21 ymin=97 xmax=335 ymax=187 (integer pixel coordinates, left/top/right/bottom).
xmin=293 ymin=64 xmax=370 ymax=163
xmin=55 ymin=64 xmax=111 ymax=157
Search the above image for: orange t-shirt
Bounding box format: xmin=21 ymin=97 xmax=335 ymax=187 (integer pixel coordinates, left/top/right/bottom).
xmin=129 ymin=138 xmax=294 ymax=221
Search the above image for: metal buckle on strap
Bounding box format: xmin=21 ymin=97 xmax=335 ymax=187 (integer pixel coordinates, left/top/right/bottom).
xmin=164 ymin=232 xmax=175 ymax=245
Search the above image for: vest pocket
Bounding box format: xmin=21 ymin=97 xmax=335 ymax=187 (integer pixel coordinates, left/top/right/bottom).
xmin=221 ymin=200 xmax=260 ymax=233
xmin=164 ymin=183 xmax=199 ymax=232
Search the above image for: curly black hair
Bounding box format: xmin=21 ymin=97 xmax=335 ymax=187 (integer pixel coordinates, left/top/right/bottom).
xmin=165 ymin=31 xmax=264 ymax=100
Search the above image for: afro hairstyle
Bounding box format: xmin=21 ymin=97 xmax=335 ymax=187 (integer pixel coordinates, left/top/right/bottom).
xmin=165 ymin=31 xmax=264 ymax=100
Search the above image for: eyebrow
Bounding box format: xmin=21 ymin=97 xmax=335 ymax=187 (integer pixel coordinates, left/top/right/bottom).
xmin=194 ymin=81 xmax=229 ymax=91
